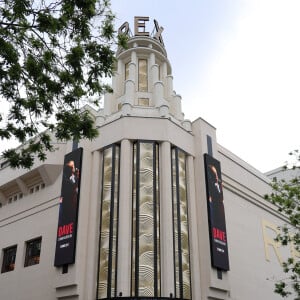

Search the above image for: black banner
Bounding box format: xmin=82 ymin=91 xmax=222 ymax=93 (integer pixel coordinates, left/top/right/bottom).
xmin=54 ymin=148 xmax=83 ymax=267
xmin=204 ymin=154 xmax=229 ymax=271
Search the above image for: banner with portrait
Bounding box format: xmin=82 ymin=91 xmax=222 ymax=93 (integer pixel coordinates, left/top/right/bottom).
xmin=54 ymin=148 xmax=83 ymax=267
xmin=204 ymin=154 xmax=229 ymax=271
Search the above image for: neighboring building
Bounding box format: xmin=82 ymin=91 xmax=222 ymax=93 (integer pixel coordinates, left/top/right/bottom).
xmin=266 ymin=166 xmax=300 ymax=182
xmin=0 ymin=17 xmax=296 ymax=300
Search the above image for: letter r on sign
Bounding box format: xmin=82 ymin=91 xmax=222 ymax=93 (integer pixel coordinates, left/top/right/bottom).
xmin=262 ymin=219 xmax=283 ymax=264
xmin=118 ymin=22 xmax=129 ymax=35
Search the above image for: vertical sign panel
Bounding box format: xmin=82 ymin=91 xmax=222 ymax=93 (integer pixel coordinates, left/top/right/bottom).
xmin=204 ymin=154 xmax=229 ymax=271
xmin=54 ymin=148 xmax=83 ymax=267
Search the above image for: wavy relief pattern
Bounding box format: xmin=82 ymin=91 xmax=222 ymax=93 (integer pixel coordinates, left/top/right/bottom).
xmin=172 ymin=149 xmax=180 ymax=297
xmin=178 ymin=151 xmax=191 ymax=299
xmin=98 ymin=147 xmax=112 ymax=299
xmin=172 ymin=148 xmax=191 ymax=299
xmin=155 ymin=146 xmax=161 ymax=294
xmin=131 ymin=144 xmax=137 ymax=295
xmin=132 ymin=142 xmax=160 ymax=297
xmin=139 ymin=143 xmax=155 ymax=296
xmin=111 ymin=148 xmax=120 ymax=296
xmin=97 ymin=146 xmax=120 ymax=299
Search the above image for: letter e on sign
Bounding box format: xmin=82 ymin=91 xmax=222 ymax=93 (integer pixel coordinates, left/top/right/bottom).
xmin=134 ymin=16 xmax=149 ymax=36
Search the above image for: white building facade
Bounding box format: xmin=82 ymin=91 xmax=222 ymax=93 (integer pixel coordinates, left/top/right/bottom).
xmin=0 ymin=17 xmax=295 ymax=300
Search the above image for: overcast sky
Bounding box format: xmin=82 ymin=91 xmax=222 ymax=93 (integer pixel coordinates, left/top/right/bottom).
xmin=1 ymin=1 xmax=299 ymax=173
xmin=111 ymin=0 xmax=300 ymax=172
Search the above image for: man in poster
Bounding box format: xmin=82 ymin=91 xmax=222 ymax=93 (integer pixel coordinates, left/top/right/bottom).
xmin=54 ymin=148 xmax=83 ymax=267
xmin=59 ymin=159 xmax=80 ymax=224
xmin=204 ymin=154 xmax=229 ymax=271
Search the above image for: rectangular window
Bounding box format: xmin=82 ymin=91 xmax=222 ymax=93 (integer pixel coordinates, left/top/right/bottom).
xmin=138 ymin=59 xmax=148 ymax=92
xmin=24 ymin=238 xmax=42 ymax=267
xmin=1 ymin=246 xmax=17 ymax=273
xmin=138 ymin=98 xmax=150 ymax=107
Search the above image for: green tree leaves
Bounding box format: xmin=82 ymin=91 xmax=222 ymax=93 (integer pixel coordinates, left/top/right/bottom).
xmin=0 ymin=0 xmax=127 ymax=168
xmin=265 ymin=150 xmax=300 ymax=298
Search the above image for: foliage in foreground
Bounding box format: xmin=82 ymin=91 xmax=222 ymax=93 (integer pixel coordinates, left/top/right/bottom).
xmin=265 ymin=150 xmax=300 ymax=298
xmin=0 ymin=0 xmax=126 ymax=168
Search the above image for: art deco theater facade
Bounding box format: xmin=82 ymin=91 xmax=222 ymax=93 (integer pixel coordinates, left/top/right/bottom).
xmin=0 ymin=17 xmax=296 ymax=300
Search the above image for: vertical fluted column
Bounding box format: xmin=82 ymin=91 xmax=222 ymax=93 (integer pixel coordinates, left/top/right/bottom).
xmin=129 ymin=51 xmax=137 ymax=82
xmin=149 ymin=54 xmax=168 ymax=115
xmin=166 ymin=75 xmax=174 ymax=99
xmin=117 ymin=139 xmax=132 ymax=297
xmin=186 ymin=155 xmax=201 ymax=299
xmin=173 ymin=94 xmax=184 ymax=121
xmin=114 ymin=59 xmax=123 ymax=97
xmin=149 ymin=54 xmax=156 ymax=82
xmin=149 ymin=52 xmax=156 ymax=90
xmin=150 ymin=53 xmax=160 ymax=102
xmin=123 ymin=51 xmax=136 ymax=114
xmin=161 ymin=62 xmax=168 ymax=87
xmin=166 ymin=75 xmax=175 ymax=115
xmin=104 ymin=93 xmax=112 ymax=116
xmin=160 ymin=141 xmax=175 ymax=297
